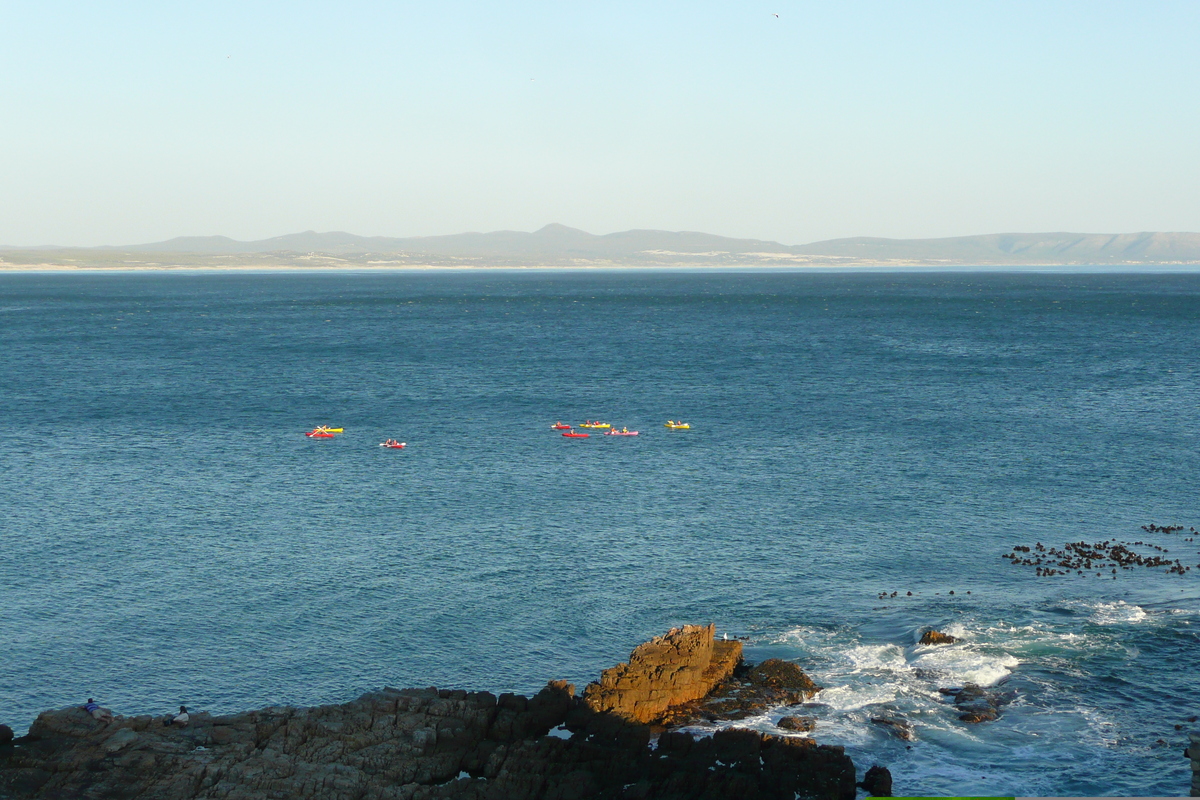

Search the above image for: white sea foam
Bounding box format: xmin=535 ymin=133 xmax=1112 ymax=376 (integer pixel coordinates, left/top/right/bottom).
xmin=814 ymin=683 xmax=903 ymax=712
xmin=941 ymin=622 xmax=970 ymax=639
xmin=1087 ymin=600 xmax=1147 ymax=625
xmin=843 ymin=643 xmax=907 ymax=672
xmin=754 ymin=604 xmax=1192 ymax=796
xmin=909 ymin=646 xmax=1018 ymax=687
xmin=765 ymin=625 xmax=834 ymax=647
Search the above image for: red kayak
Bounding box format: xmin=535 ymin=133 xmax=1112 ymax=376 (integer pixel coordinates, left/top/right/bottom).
xmin=306 ymin=431 xmax=335 ymax=438
xmin=551 ymin=423 xmax=572 ymax=430
xmin=562 ymin=431 xmax=589 ymax=438
xmin=380 ymin=442 xmax=407 ymax=449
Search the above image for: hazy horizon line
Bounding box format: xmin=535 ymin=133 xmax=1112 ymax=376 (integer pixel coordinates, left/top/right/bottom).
xmin=6 ymin=223 xmax=1200 ymax=251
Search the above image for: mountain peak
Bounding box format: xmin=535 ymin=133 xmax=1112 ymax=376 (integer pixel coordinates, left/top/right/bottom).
xmin=533 ymin=223 xmax=591 ymax=237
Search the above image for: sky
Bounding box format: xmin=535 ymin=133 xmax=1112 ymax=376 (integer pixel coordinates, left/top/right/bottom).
xmin=1 ymin=1 xmax=1198 ymax=247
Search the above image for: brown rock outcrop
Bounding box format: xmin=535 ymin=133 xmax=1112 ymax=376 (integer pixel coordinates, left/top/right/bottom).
xmin=581 ymin=624 xmax=742 ymax=724
xmin=0 ymin=627 xmax=859 ymax=800
xmin=918 ymin=629 xmax=957 ymax=645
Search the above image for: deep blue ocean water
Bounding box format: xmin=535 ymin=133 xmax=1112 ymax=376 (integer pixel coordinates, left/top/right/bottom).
xmin=1 ymin=269 xmax=1197 ymax=796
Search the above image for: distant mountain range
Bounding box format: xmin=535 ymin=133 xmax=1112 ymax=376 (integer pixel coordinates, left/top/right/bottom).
xmin=4 ymin=225 xmax=1200 ymax=267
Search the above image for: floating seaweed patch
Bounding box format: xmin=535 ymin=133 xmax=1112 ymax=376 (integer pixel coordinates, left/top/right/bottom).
xmin=1002 ymin=524 xmax=1198 ymax=578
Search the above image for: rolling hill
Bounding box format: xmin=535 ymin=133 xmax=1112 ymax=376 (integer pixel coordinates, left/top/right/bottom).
xmin=4 ymin=225 xmax=1199 ymax=267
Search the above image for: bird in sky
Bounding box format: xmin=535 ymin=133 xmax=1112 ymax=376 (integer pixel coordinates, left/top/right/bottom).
xmin=773 ymin=13 xmax=779 ymax=18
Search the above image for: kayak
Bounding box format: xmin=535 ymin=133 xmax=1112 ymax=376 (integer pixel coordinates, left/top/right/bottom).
xmin=664 ymin=422 xmax=691 ymax=429
xmin=604 ymin=430 xmax=639 ymax=436
xmin=306 ymin=431 xmax=335 ymax=438
xmin=562 ymin=432 xmax=589 ymax=438
xmin=551 ymin=423 xmax=572 ymax=430
xmin=380 ymin=442 xmax=407 ymax=449
xmin=579 ymin=422 xmax=611 ymax=429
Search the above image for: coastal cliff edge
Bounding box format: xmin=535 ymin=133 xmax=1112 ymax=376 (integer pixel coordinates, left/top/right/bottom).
xmin=0 ymin=625 xmax=860 ymax=800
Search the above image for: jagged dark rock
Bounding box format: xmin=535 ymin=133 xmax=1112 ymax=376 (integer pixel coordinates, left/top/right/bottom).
xmin=0 ymin=726 xmax=12 ymax=746
xmin=0 ymin=627 xmax=860 ymax=800
xmin=858 ymin=764 xmax=893 ymax=797
xmin=656 ymin=656 xmax=823 ymax=728
xmin=947 ymin=682 xmax=1015 ymax=724
xmin=869 ymin=716 xmax=916 ymax=741
xmin=777 ymin=716 xmax=816 ymax=733
xmin=747 ymin=660 xmax=823 ymax=695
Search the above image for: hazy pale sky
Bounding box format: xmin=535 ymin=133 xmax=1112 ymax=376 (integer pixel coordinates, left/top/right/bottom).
xmin=2 ymin=1 xmax=1198 ymax=246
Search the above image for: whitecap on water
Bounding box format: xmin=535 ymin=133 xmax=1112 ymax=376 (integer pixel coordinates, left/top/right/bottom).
xmin=843 ymin=643 xmax=907 ymax=672
xmin=1086 ymin=600 xmax=1147 ymax=625
xmin=941 ymin=622 xmax=970 ymax=640
xmin=814 ymin=682 xmax=905 ymax=712
xmin=909 ymin=646 xmax=1019 ymax=688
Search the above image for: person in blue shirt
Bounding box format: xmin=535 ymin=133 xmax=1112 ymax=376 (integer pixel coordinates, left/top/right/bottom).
xmin=83 ymin=699 xmax=113 ymax=724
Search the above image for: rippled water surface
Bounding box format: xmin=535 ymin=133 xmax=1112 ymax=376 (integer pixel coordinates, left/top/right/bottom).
xmin=1 ymin=270 xmax=1198 ymax=795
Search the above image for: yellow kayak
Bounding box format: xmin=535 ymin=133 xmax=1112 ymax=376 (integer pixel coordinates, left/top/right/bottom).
xmin=664 ymin=422 xmax=691 ymax=429
xmin=313 ymin=427 xmax=343 ymax=433
xmin=578 ymin=422 xmax=611 ymax=429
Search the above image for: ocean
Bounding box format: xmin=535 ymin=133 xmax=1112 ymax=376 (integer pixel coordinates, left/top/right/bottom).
xmin=1 ymin=269 xmax=1197 ymax=796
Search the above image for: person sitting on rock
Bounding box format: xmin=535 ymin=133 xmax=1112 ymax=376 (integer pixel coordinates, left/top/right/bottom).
xmin=83 ymin=699 xmax=114 ymax=724
xmin=164 ymin=706 xmax=189 ymax=727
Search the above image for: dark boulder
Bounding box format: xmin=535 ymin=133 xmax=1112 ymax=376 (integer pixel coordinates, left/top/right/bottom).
xmin=666 ymin=659 xmax=825 ymax=726
xmin=869 ymin=716 xmax=915 ymax=741
xmin=950 ymin=683 xmax=1014 ymax=723
xmin=859 ymin=764 xmax=893 ymax=797
xmin=747 ymin=659 xmax=823 ymax=696
xmin=776 ymin=716 xmax=816 ymax=732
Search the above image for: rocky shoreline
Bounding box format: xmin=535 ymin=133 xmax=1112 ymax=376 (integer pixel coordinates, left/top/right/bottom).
xmin=0 ymin=625 xmax=872 ymax=800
